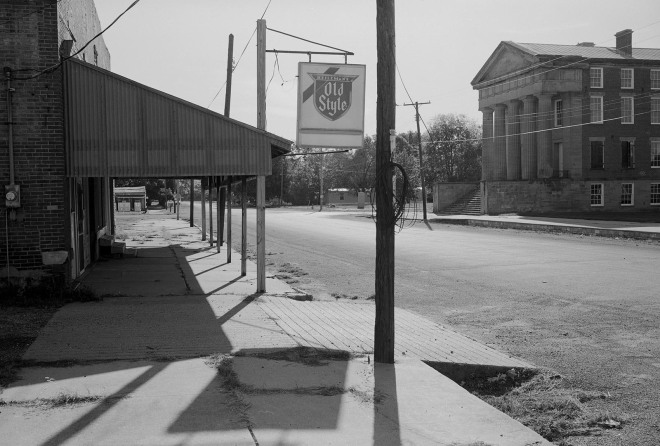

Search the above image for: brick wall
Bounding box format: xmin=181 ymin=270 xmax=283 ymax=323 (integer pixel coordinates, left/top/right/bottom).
xmin=1 ymin=0 xmax=109 ymax=274
xmin=485 ymin=179 xmax=660 ymax=214
xmin=582 ymin=65 xmax=660 ymax=182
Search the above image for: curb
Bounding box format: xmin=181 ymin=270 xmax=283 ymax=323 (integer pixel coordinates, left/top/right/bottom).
xmin=431 ymin=217 xmax=660 ymax=241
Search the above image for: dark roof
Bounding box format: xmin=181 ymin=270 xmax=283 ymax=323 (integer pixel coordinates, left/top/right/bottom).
xmin=508 ymin=42 xmax=660 ymax=61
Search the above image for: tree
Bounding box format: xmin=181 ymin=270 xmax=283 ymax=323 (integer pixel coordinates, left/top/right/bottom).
xmin=423 ymin=114 xmax=482 ymax=185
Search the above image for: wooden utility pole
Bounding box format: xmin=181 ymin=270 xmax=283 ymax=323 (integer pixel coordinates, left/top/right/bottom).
xmin=374 ymin=0 xmax=396 ymax=364
xmin=403 ymin=101 xmax=431 ymax=221
xmin=224 ymin=34 xmax=234 ymax=117
xmin=256 ymin=19 xmax=267 ymax=292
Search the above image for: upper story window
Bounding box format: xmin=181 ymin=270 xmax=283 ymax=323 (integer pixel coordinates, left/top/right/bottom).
xmin=590 ymin=139 xmax=605 ymax=169
xmin=621 ymin=139 xmax=635 ymax=169
xmin=651 ymin=69 xmax=660 ymax=90
xmin=93 ymin=45 xmax=98 ymax=66
xmin=554 ymin=99 xmax=563 ymax=127
xmin=621 ymin=68 xmax=633 ymax=89
xmin=590 ymin=96 xmax=603 ymax=123
xmin=652 ymin=139 xmax=660 ymax=168
xmin=652 ymin=97 xmax=660 ymax=124
xmin=590 ymin=67 xmax=603 ymax=88
xmin=621 ymin=96 xmax=634 ymax=124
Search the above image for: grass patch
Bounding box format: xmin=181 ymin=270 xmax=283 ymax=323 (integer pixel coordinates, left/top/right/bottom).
xmin=465 ymin=369 xmax=625 ymax=443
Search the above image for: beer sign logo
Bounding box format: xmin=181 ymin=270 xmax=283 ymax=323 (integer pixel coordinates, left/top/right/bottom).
xmin=309 ymin=72 xmax=359 ymax=121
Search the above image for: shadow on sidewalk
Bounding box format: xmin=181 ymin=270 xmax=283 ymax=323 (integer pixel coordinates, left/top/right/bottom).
xmin=15 ymin=212 xmax=401 ymax=444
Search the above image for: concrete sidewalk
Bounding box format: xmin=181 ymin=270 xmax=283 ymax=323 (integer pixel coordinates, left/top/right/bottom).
xmin=432 ymin=213 xmax=660 ymax=241
xmin=0 ymin=211 xmax=550 ymax=446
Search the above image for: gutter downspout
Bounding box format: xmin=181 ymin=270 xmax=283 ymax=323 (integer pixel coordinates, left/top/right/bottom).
xmin=4 ymin=67 xmax=15 ymax=282
xmin=5 ymin=67 xmax=15 ymax=185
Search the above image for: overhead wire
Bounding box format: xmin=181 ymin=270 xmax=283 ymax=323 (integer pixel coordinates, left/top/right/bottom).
xmin=207 ymin=0 xmax=273 ymax=108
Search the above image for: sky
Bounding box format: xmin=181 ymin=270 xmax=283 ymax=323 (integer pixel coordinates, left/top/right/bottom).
xmin=93 ymin=0 xmax=660 ymax=142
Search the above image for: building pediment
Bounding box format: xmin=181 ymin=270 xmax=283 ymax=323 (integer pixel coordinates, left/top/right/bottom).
xmin=471 ymin=42 xmax=538 ymax=88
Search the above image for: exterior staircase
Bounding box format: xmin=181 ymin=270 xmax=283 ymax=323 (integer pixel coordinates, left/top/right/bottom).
xmin=441 ymin=188 xmax=481 ymax=215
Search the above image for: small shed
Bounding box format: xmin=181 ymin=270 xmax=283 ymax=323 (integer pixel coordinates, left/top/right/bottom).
xmin=325 ymin=188 xmax=359 ymax=205
xmin=114 ymin=186 xmax=146 ymax=212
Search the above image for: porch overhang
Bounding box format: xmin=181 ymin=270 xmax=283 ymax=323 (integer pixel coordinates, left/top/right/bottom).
xmin=63 ymin=59 xmax=291 ymax=178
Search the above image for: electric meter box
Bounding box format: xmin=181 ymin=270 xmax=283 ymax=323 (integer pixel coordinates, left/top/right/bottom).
xmin=5 ymin=184 xmax=20 ymax=208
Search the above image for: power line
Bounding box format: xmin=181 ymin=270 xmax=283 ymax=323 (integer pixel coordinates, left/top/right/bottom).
xmin=208 ymin=0 xmax=273 ymax=108
xmin=424 ymin=109 xmax=654 ymax=145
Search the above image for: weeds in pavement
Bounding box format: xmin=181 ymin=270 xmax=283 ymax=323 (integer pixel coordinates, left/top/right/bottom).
xmin=0 ymin=392 xmax=103 ymax=409
xmin=464 ymin=369 xmax=625 ymax=443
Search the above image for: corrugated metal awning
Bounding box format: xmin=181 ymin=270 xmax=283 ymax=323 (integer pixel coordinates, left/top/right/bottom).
xmin=64 ymin=59 xmax=292 ymax=178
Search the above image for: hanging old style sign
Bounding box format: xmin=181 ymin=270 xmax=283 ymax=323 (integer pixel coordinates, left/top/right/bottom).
xmin=297 ymin=62 xmax=366 ymax=148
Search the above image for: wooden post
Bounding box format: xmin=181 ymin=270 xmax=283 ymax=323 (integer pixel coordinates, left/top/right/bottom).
xmin=256 ymin=19 xmax=267 ymax=292
xmin=256 ymin=175 xmax=266 ymax=292
xmin=227 ymin=177 xmax=232 ymax=263
xmin=201 ymin=178 xmax=206 ymax=241
xmin=319 ymin=153 xmax=324 ymax=211
xmin=217 ymin=178 xmax=221 ymax=253
xmin=209 ymin=176 xmax=214 ymax=246
xmin=241 ymin=177 xmax=247 ymax=276
xmin=218 ymin=184 xmax=226 ymax=246
xmin=375 ymin=0 xmax=396 ymax=364
xmin=189 ymin=178 xmax=194 ymax=227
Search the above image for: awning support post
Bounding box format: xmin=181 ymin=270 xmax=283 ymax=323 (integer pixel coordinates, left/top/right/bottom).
xmin=227 ymin=177 xmax=232 ymax=263
xmin=201 ymin=178 xmax=206 ymax=241
xmin=257 ymin=175 xmax=266 ymax=292
xmin=241 ymin=177 xmax=247 ymax=276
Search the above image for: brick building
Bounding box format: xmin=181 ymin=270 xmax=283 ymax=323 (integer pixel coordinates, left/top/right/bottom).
xmin=472 ymin=29 xmax=660 ymax=214
xmin=1 ymin=0 xmax=111 ymax=278
xmin=2 ymin=0 xmax=290 ymax=284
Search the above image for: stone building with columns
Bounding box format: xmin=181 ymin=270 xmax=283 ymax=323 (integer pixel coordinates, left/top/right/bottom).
xmin=472 ymin=29 xmax=660 ymax=214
